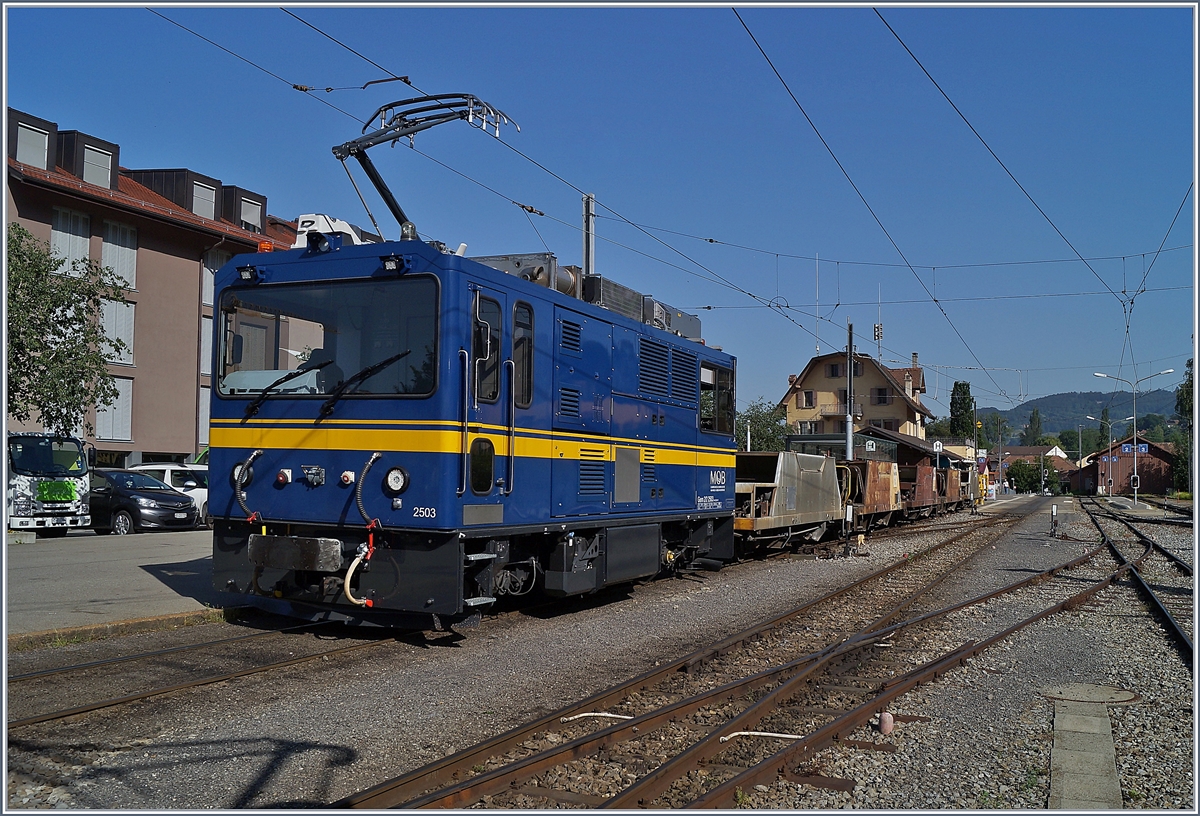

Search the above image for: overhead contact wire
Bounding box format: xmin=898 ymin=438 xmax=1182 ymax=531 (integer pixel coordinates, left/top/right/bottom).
xmin=873 ymin=9 xmax=1125 ymax=307
xmin=734 ymin=8 xmax=1007 ymax=402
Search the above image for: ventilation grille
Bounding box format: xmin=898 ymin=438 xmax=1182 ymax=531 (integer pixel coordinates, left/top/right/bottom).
xmin=579 ymin=452 xmax=606 ymax=496
xmin=639 ymin=339 xmax=670 ymax=397
xmin=671 ymin=348 xmax=698 ymax=402
xmin=642 ymin=464 xmax=657 ymax=482
xmin=561 ymin=320 xmax=582 ymax=352
xmin=559 ymin=388 xmax=581 ymax=417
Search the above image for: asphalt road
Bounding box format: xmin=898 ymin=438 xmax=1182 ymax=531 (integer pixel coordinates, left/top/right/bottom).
xmin=5 ymin=529 xmax=219 ymax=635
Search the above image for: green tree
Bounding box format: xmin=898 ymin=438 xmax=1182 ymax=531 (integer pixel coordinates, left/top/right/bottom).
xmin=6 ymin=222 xmax=129 ymax=437
xmin=1175 ymin=358 xmax=1193 ymax=426
xmin=1175 ymin=359 xmax=1193 ymax=493
xmin=737 ymin=397 xmax=789 ymax=452
xmin=1020 ymin=408 xmax=1043 ymax=445
xmin=1006 ymin=459 xmax=1056 ymax=494
xmin=948 ymin=381 xmax=975 ymax=438
xmin=925 ymin=416 xmax=953 ymax=438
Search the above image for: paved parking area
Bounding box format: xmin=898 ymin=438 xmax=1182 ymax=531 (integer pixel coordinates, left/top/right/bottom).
xmin=5 ymin=529 xmax=219 ymax=635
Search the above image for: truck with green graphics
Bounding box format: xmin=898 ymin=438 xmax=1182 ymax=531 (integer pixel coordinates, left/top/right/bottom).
xmin=7 ymin=433 xmax=93 ymax=536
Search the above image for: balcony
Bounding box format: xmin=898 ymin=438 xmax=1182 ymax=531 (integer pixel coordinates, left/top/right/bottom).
xmin=819 ymin=403 xmax=863 ymax=418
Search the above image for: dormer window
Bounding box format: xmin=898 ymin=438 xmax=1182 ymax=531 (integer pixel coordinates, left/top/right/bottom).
xmin=16 ymin=123 xmax=48 ymax=168
xmin=82 ymin=145 xmax=111 ymax=187
xmin=240 ymin=198 xmax=262 ymax=233
xmin=193 ymin=182 xmax=216 ymax=219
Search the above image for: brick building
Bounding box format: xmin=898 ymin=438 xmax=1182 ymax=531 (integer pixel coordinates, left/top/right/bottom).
xmin=6 ymin=107 xmax=296 ymax=466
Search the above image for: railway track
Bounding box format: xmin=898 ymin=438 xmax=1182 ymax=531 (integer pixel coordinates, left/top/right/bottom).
xmin=339 ymin=514 xmax=1055 ymax=808
xmin=1082 ymin=499 xmax=1192 ymax=663
xmin=5 ymin=511 xmax=993 ymax=732
xmin=6 ymin=621 xmax=403 ymax=729
xmin=1136 ymin=495 xmax=1194 ymax=519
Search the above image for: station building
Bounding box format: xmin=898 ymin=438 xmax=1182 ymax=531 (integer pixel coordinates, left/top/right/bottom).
xmin=1072 ymin=435 xmax=1176 ymax=496
xmin=6 ymin=107 xmax=296 ymax=466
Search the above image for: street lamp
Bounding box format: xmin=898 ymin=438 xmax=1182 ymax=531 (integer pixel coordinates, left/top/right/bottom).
xmin=1093 ymin=369 xmax=1174 ymax=506
xmin=1086 ymin=414 xmax=1134 ymax=496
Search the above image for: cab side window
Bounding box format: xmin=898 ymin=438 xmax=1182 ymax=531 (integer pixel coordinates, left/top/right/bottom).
xmin=700 ymin=363 xmax=735 ymax=436
xmin=513 ymin=302 xmax=534 ymax=409
xmin=473 ymin=296 xmax=501 ymax=403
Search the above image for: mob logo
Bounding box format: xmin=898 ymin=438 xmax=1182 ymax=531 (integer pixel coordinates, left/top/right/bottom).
xmin=709 ymin=469 xmax=727 ymax=491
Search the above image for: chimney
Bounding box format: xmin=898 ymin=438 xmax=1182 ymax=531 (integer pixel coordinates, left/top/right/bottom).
xmin=905 ymin=372 xmax=913 ymax=398
xmin=788 ymin=374 xmax=798 ymax=385
xmin=912 ymin=352 xmax=919 ymax=368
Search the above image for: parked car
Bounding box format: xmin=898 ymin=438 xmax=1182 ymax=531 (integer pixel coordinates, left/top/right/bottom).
xmin=89 ymin=469 xmax=198 ymax=535
xmin=129 ymin=463 xmax=209 ymax=523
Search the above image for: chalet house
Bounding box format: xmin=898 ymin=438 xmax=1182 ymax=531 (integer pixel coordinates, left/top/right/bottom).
xmin=778 ymin=351 xmax=934 ymax=440
xmin=7 ymin=107 xmax=296 ymax=467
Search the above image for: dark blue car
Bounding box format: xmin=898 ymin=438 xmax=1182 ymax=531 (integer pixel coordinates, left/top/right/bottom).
xmin=89 ymin=469 xmax=199 ymax=535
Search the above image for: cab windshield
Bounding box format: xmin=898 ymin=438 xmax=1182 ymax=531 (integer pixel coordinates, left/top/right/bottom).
xmin=8 ymin=436 xmax=88 ymax=477
xmin=217 ymin=276 xmax=438 ymax=399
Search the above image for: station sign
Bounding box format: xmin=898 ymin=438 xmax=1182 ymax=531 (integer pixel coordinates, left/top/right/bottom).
xmin=1121 ymin=444 xmax=1132 ymax=453
xmin=1138 ymin=444 xmax=1148 ymax=454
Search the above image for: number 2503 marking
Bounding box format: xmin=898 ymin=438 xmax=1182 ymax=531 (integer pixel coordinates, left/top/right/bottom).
xmin=413 ymin=507 xmax=437 ymax=519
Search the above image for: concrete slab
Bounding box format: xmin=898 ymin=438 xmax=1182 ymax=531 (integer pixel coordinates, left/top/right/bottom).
xmin=1046 ymin=684 xmax=1127 ymax=810
xmin=1055 ymin=711 xmax=1114 ymax=735
xmin=1053 ymin=730 xmax=1115 ymax=753
xmin=1051 ymin=749 xmax=1120 ymax=777
xmin=4 ymin=528 xmax=222 ymax=635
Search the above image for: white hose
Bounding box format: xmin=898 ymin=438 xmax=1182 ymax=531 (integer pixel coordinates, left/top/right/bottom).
xmin=343 ymin=554 xmax=370 ymax=606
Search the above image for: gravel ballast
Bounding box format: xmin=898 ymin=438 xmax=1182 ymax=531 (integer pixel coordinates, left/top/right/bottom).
xmin=6 ymin=498 xmax=1195 ymax=809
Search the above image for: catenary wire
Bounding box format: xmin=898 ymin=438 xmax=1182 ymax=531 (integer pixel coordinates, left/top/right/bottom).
xmin=734 ymin=8 xmax=1007 ymax=402
xmin=591 ymin=215 xmax=1192 ymax=273
xmin=147 ymin=10 xmax=367 ymax=125
xmin=874 ymin=9 xmax=1126 ymax=308
xmin=1134 ymin=182 xmax=1193 ymax=298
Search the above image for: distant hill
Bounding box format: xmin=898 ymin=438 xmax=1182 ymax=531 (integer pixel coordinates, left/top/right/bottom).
xmin=975 ymin=389 xmax=1178 ymax=435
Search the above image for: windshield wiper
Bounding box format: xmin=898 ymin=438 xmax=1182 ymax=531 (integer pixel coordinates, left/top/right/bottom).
xmin=243 ymin=360 xmax=333 ymax=418
xmin=319 ymin=349 xmax=411 ymax=418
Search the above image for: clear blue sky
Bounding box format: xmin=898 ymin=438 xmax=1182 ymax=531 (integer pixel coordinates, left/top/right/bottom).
xmin=5 ymin=5 xmax=1195 ymax=419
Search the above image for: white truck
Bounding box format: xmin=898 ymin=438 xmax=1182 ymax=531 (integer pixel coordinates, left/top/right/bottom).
xmin=7 ymin=432 xmax=93 ymax=537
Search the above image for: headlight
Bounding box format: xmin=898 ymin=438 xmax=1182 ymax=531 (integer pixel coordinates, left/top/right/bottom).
xmin=13 ymin=500 xmax=32 ymax=516
xmin=384 ymin=466 xmax=409 ymax=494
xmin=136 ymin=496 xmax=159 ymax=508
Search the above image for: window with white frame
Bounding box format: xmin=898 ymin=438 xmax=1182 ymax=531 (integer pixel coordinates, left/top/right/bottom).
xmin=240 ymin=198 xmax=262 ymax=232
xmin=51 ymin=207 xmax=90 ymax=271
xmin=202 ymin=249 xmax=229 ymax=306
xmin=95 ymin=377 xmax=133 ymax=441
xmin=101 ymin=299 xmax=134 ymax=364
xmin=16 ymin=123 xmax=48 ymax=167
xmin=82 ymin=146 xmax=112 ymax=187
xmin=193 ymin=183 xmax=216 ymax=220
xmin=102 ymin=221 xmax=137 ymax=289
xmin=200 ymin=316 xmax=212 ymax=376
xmin=198 ymin=386 xmax=210 ymax=445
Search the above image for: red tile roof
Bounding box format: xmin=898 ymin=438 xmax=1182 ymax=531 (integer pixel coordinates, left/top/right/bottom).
xmin=8 ymin=157 xmax=291 ymax=250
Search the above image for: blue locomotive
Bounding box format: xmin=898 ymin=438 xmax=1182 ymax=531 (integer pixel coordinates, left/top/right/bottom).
xmin=210 ymin=95 xmax=737 ymax=629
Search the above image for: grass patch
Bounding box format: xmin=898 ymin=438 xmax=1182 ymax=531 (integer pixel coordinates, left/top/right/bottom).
xmin=8 ymin=608 xmax=230 ymax=652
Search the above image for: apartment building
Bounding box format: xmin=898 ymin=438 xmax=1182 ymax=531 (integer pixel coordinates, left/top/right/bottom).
xmin=778 ymin=351 xmax=934 ymax=440
xmin=6 ymin=107 xmax=296 ymax=467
